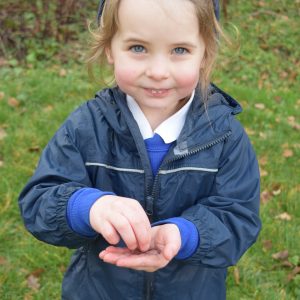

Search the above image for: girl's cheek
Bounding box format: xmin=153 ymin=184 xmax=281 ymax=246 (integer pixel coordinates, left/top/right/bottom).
xmin=114 ymin=67 xmax=138 ymax=86
xmin=177 ymin=70 xmax=200 ymax=89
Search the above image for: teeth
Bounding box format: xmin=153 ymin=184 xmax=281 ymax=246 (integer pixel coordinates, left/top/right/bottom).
xmin=151 ymin=89 xmax=163 ymax=94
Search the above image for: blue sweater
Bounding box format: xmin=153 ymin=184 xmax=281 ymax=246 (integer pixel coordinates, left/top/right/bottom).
xmin=67 ymin=133 xmax=199 ymax=259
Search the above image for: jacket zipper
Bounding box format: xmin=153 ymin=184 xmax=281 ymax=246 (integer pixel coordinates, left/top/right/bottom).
xmin=143 ymin=130 xmax=231 ymax=300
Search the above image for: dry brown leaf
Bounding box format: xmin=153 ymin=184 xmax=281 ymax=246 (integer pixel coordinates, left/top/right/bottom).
xmin=274 ymin=96 xmax=282 ymax=103
xmin=262 ymin=240 xmax=272 ymax=251
xmin=233 ymin=267 xmax=240 ymax=285
xmin=255 ymin=103 xmax=265 ymax=110
xmin=261 ymin=190 xmax=271 ymax=204
xmin=0 ymin=160 xmax=4 ymax=168
xmin=0 ymin=256 xmax=7 ymax=265
xmin=287 ymin=266 xmax=300 ymax=282
xmin=0 ymin=91 xmax=4 ymax=100
xmin=259 ymin=132 xmax=267 ymax=139
xmin=43 ymin=105 xmax=54 ymax=112
xmin=283 ymin=149 xmax=293 ymax=158
xmin=245 ymin=127 xmax=255 ymax=136
xmin=260 ymin=168 xmax=268 ymax=177
xmin=259 ymin=156 xmax=268 ymax=166
xmin=275 ymin=212 xmax=292 ymax=221
xmin=271 ymin=183 xmax=281 ymax=196
xmin=27 ymin=274 xmax=40 ymax=291
xmin=272 ymin=250 xmax=289 ymax=261
xmin=8 ymin=97 xmax=20 ymax=108
xmin=28 ymin=146 xmax=41 ymax=153
xmin=281 ymin=260 xmax=294 ymax=268
xmin=0 ymin=128 xmax=7 ymax=140
xmin=59 ymin=69 xmax=67 ymax=77
xmin=0 ymin=57 xmax=8 ymax=67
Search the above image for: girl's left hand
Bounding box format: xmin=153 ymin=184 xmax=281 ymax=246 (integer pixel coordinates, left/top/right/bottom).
xmin=99 ymin=224 xmax=181 ymax=272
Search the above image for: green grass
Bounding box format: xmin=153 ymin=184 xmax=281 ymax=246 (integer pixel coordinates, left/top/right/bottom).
xmin=0 ymin=0 xmax=299 ymax=299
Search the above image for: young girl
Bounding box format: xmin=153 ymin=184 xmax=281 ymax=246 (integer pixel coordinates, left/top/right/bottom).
xmin=19 ymin=0 xmax=261 ymax=299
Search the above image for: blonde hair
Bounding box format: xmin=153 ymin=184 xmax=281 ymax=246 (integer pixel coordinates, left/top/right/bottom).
xmin=87 ymin=0 xmax=225 ymax=100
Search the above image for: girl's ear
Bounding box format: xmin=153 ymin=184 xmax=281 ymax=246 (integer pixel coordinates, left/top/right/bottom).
xmin=105 ymin=47 xmax=114 ymax=64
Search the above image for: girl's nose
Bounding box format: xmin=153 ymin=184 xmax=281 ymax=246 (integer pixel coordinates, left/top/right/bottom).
xmin=145 ymin=56 xmax=170 ymax=81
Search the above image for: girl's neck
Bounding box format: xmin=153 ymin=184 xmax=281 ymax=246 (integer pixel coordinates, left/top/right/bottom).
xmin=143 ymin=98 xmax=189 ymax=131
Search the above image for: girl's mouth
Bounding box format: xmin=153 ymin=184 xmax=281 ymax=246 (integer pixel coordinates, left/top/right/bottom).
xmin=144 ymin=88 xmax=170 ymax=97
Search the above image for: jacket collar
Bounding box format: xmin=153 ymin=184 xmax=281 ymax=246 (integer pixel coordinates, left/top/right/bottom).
xmin=95 ymin=84 xmax=242 ymax=153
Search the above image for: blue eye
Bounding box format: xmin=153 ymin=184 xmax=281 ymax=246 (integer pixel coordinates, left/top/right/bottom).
xmin=130 ymin=45 xmax=146 ymax=53
xmin=173 ymin=47 xmax=188 ymax=54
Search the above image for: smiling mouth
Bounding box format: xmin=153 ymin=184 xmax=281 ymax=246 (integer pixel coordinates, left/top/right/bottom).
xmin=144 ymin=88 xmax=170 ymax=96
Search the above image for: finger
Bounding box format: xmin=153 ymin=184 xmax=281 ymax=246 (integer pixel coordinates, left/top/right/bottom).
xmin=100 ymin=250 xmax=132 ymax=264
xmin=116 ymin=250 xmax=168 ymax=270
xmin=121 ymin=204 xmax=151 ymax=252
xmin=162 ymin=243 xmax=178 ymax=261
xmin=99 ymin=220 xmax=120 ymax=245
xmin=108 ymin=214 xmax=138 ymax=250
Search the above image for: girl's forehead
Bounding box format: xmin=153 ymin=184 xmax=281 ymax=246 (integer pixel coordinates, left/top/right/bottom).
xmin=117 ymin=0 xmax=198 ymax=34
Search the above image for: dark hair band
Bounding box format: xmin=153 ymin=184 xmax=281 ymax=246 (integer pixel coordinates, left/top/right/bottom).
xmin=97 ymin=0 xmax=220 ymax=24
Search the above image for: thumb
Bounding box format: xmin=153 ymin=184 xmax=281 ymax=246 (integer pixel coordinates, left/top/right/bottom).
xmin=162 ymin=242 xmax=179 ymax=261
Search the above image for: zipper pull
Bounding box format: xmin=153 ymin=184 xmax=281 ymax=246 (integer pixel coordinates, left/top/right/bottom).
xmin=145 ymin=195 xmax=154 ymax=220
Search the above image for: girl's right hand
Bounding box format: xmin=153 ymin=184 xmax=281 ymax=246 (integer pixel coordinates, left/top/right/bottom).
xmin=89 ymin=195 xmax=151 ymax=252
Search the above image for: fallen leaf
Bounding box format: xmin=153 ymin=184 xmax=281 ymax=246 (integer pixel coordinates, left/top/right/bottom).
xmin=275 ymin=212 xmax=292 ymax=221
xmin=43 ymin=105 xmax=54 ymax=112
xmin=27 ymin=274 xmax=40 ymax=291
xmin=262 ymin=240 xmax=272 ymax=251
xmin=0 ymin=91 xmax=5 ymax=100
xmin=287 ymin=116 xmax=300 ymax=130
xmin=0 ymin=256 xmax=7 ymax=265
xmin=0 ymin=160 xmax=4 ymax=167
xmin=59 ymin=69 xmax=67 ymax=77
xmin=283 ymin=149 xmax=293 ymax=158
xmin=255 ymin=103 xmax=265 ymax=110
xmin=233 ymin=267 xmax=240 ymax=285
xmin=274 ymin=96 xmax=282 ymax=103
xmin=8 ymin=97 xmax=20 ymax=108
xmin=281 ymin=260 xmax=294 ymax=268
xmin=245 ymin=127 xmax=255 ymax=136
xmin=31 ymin=268 xmax=45 ymax=277
xmin=0 ymin=57 xmax=9 ymax=67
xmin=259 ymin=132 xmax=267 ymax=139
xmin=287 ymin=266 xmax=300 ymax=282
xmin=272 ymin=250 xmax=289 ymax=261
xmin=271 ymin=183 xmax=281 ymax=196
xmin=28 ymin=146 xmax=41 ymax=153
xmin=259 ymin=156 xmax=268 ymax=166
xmin=261 ymin=190 xmax=271 ymax=204
xmin=260 ymin=168 xmax=268 ymax=177
xmin=0 ymin=128 xmax=7 ymax=140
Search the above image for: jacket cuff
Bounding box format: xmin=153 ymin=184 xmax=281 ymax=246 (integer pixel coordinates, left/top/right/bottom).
xmin=67 ymin=188 xmax=115 ymax=237
xmin=152 ymin=217 xmax=200 ymax=260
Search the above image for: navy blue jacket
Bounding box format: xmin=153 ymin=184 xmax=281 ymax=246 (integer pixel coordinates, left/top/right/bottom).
xmin=19 ymin=85 xmax=261 ymax=300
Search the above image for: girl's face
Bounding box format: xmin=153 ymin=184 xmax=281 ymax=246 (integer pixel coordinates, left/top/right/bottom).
xmin=106 ymin=0 xmax=205 ymax=122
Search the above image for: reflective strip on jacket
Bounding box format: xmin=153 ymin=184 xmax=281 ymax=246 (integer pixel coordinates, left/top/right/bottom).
xmin=19 ymin=85 xmax=261 ymax=300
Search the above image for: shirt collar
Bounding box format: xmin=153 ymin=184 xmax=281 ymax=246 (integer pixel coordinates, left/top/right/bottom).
xmin=126 ymin=90 xmax=195 ymax=143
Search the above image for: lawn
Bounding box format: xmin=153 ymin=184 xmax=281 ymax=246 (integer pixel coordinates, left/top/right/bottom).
xmin=0 ymin=0 xmax=299 ymax=299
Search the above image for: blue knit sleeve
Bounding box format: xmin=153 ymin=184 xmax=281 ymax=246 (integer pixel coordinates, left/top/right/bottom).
xmin=152 ymin=217 xmax=200 ymax=260
xmin=67 ymin=188 xmax=115 ymax=237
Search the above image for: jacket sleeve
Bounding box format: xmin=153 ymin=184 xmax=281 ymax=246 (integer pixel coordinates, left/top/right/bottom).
xmin=18 ymin=107 xmax=98 ymax=249
xmin=181 ymin=118 xmax=261 ymax=268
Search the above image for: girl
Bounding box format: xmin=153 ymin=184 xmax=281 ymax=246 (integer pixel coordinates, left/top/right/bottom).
xmin=19 ymin=0 xmax=261 ymax=299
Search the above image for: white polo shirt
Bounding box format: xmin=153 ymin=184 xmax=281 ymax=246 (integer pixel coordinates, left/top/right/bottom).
xmin=126 ymin=90 xmax=195 ymax=143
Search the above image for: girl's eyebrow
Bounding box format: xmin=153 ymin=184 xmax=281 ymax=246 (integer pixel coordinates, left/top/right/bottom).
xmin=123 ymin=38 xmax=197 ymax=49
xmin=170 ymin=42 xmax=198 ymax=49
xmin=123 ymin=37 xmax=150 ymax=45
